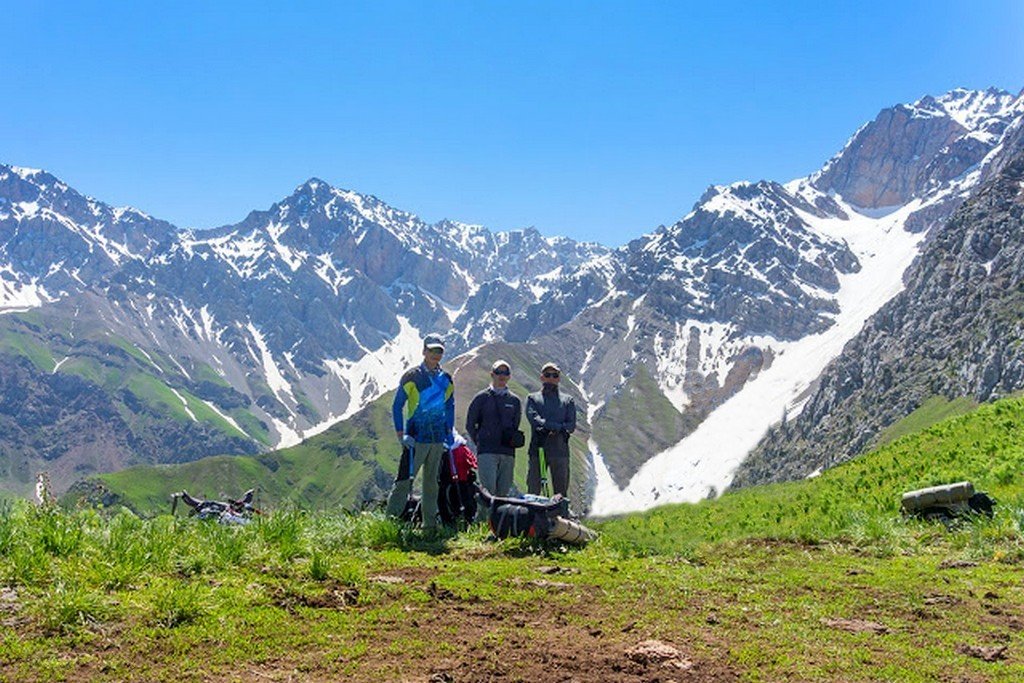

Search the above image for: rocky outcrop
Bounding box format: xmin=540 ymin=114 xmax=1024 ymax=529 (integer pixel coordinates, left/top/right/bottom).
xmin=814 ymin=88 xmax=1022 ymax=209
xmin=814 ymin=104 xmax=967 ymax=208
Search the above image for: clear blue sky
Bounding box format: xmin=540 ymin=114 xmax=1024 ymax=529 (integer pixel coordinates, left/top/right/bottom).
xmin=2 ymin=2 xmax=1022 ymax=246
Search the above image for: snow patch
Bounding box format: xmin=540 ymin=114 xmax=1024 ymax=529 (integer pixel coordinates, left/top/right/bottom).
xmin=246 ymin=322 xmax=296 ymax=405
xmin=168 ymin=387 xmax=198 ymax=422
xmin=323 ymin=316 xmax=423 ymax=421
xmin=270 ymin=416 xmax=303 ymax=449
xmin=0 ymin=272 xmax=53 ymax=314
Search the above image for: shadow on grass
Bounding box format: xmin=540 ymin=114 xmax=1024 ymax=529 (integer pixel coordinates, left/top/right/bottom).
xmin=388 ymin=520 xmax=590 ymax=558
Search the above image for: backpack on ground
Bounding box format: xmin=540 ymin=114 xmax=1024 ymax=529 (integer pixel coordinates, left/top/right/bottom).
xmin=477 ymin=484 xmax=597 ymax=545
xmin=901 ymin=481 xmax=995 ymax=523
xmin=438 ymin=443 xmax=478 ymax=525
xmin=171 ymin=488 xmax=259 ymax=525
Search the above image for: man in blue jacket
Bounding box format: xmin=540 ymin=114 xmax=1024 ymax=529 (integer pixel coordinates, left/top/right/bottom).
xmin=386 ymin=333 xmax=455 ymax=531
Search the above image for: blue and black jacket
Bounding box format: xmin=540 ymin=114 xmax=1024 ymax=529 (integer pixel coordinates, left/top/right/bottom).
xmin=392 ymin=364 xmax=455 ymax=444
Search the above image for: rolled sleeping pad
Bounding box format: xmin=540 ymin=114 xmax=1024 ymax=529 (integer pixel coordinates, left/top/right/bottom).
xmin=901 ymin=481 xmax=974 ymax=513
xmin=548 ymin=515 xmax=598 ymax=545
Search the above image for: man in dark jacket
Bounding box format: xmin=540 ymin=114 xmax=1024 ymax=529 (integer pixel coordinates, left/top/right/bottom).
xmin=465 ymin=359 xmax=522 ymax=520
xmin=526 ymin=362 xmax=576 ymax=497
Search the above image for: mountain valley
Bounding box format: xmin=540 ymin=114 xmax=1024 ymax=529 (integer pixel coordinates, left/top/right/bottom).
xmin=3 ymin=87 xmax=1023 ymax=512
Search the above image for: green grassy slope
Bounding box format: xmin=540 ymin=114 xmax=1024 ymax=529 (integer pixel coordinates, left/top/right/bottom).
xmin=599 ymin=392 xmax=1024 ymax=556
xmin=0 ymin=311 xmax=265 ymax=497
xmin=874 ymin=394 xmax=978 ymax=447
xmin=73 ymin=394 xmax=401 ymax=514
xmin=8 ymin=392 xmax=1024 ymax=681
xmin=0 ymin=312 xmax=252 ymax=436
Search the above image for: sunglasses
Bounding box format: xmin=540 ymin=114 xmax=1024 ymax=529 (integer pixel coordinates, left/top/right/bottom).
xmin=542 ymin=372 xmax=560 ymax=379
xmin=425 ymin=348 xmax=444 ymax=355
xmin=492 ymin=369 xmax=510 ymax=376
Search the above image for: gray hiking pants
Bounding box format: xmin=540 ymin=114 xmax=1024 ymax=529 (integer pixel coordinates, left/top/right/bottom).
xmin=475 ymin=451 xmax=515 ymax=521
xmin=527 ymin=451 xmax=570 ymax=498
xmin=386 ymin=441 xmax=445 ymax=529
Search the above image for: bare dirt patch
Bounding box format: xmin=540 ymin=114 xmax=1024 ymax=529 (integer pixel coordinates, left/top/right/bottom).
xmin=325 ymin=577 xmax=740 ymax=683
xmin=270 ymin=579 xmax=360 ymax=611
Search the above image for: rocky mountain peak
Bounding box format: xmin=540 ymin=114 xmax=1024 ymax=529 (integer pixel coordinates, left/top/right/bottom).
xmin=619 ymin=178 xmax=859 ymax=341
xmin=1 ymin=164 xmax=89 ymax=221
xmin=811 ymin=88 xmax=1023 ymax=211
xmin=929 ymin=87 xmax=1019 ymax=134
xmin=3 ymin=165 xmax=69 ymax=195
xmin=1 ymin=163 xmax=176 ymax=315
xmin=1 ymin=164 xmax=163 ymax=233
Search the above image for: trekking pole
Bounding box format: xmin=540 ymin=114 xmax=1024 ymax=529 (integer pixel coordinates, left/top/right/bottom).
xmin=448 ymin=447 xmax=465 ymax=520
xmin=538 ymin=446 xmax=550 ymax=498
xmin=406 ymin=444 xmax=415 ymax=479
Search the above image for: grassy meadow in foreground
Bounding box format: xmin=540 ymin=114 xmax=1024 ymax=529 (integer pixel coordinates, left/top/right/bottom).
xmin=4 ymin=394 xmax=1024 ymax=681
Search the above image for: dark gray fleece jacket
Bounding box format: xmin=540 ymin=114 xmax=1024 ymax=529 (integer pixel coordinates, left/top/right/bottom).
xmin=525 ymin=385 xmax=577 ymax=459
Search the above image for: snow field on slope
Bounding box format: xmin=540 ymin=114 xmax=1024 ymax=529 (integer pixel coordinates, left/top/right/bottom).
xmin=591 ymin=196 xmax=928 ymax=515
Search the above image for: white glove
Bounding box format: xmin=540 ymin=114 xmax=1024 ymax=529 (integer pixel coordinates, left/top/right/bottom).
xmin=401 ymin=434 xmax=417 ymax=450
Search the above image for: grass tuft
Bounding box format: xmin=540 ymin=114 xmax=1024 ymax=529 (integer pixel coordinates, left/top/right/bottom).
xmin=35 ymin=581 xmax=111 ymax=634
xmin=149 ymin=580 xmax=209 ymax=628
xmin=308 ymin=550 xmax=330 ymax=581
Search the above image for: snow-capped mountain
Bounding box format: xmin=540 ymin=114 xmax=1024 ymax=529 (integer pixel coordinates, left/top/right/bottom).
xmin=0 ymin=166 xmax=176 ymax=313
xmin=737 ymin=149 xmax=1024 ymax=488
xmin=586 ymin=86 xmax=1024 ymax=514
xmin=0 ymin=169 xmax=611 ymax=493
xmin=2 ymin=86 xmax=1022 ymax=508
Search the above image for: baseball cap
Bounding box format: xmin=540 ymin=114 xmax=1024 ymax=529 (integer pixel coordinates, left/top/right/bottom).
xmin=491 ymin=359 xmax=511 ymax=373
xmin=540 ymin=362 xmax=560 ymax=373
xmin=423 ymin=333 xmax=445 ymax=350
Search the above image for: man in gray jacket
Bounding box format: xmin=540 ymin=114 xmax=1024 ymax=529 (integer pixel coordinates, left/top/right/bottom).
xmin=465 ymin=359 xmax=523 ymax=520
xmin=526 ymin=362 xmax=576 ymax=497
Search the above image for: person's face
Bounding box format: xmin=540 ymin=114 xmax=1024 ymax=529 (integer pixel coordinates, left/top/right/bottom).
xmin=423 ymin=347 xmax=444 ymax=366
xmin=491 ymin=366 xmax=510 ymax=388
xmin=541 ymin=369 xmax=560 ymax=386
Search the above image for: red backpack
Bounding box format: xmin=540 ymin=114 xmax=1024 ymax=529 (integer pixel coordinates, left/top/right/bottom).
xmin=448 ymin=443 xmax=478 ymax=483
xmin=438 ymin=443 xmax=479 ymax=525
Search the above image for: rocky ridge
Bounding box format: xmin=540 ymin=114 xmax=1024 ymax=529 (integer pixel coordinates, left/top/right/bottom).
xmin=736 ymin=141 xmax=1024 ymax=487
xmin=0 ymin=171 xmax=611 ymax=494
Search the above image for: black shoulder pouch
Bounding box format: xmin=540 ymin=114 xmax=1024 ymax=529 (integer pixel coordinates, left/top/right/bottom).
xmin=490 ymin=392 xmax=526 ymax=448
xmin=503 ymin=429 xmax=526 ymax=449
